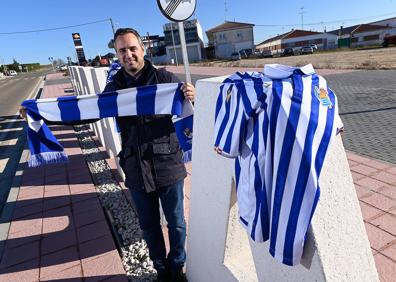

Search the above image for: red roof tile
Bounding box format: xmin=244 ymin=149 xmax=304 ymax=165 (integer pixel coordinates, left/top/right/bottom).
xmin=206 ymin=21 xmax=254 ymax=34
xmin=256 ymin=29 xmax=322 ymax=46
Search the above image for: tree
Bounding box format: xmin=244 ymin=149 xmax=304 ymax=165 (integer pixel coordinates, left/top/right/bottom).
xmin=10 ymin=58 xmax=20 ymax=72
xmin=53 ymin=58 xmax=65 ymax=66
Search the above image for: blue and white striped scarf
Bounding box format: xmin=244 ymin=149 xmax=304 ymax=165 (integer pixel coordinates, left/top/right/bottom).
xmin=21 ymin=83 xmax=194 ymax=167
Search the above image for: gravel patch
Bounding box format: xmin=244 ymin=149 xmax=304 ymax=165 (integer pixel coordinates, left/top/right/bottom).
xmin=74 ymin=125 xmax=156 ymax=281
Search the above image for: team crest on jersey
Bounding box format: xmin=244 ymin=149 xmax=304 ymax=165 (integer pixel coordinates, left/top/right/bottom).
xmin=184 ymin=128 xmax=193 ymax=140
xmin=226 ymin=87 xmax=232 ymax=103
xmin=314 ymin=86 xmax=333 ymax=109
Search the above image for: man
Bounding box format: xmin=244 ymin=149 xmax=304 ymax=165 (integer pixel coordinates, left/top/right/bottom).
xmin=20 ymin=27 xmax=193 ymax=282
xmin=103 ymin=28 xmax=194 ymax=282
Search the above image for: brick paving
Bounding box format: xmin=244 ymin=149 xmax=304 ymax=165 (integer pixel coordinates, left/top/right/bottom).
xmin=0 ymin=73 xmax=127 ymax=281
xmin=348 ymin=152 xmax=396 ymax=282
xmin=1 ymin=69 xmax=395 ymax=281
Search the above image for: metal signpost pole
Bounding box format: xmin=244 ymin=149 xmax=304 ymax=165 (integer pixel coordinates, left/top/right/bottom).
xmin=177 ymin=22 xmax=191 ymax=84
xmin=157 ymin=0 xmax=196 ymax=84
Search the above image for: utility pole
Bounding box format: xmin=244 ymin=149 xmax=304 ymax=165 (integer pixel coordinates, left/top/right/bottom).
xmin=109 ymin=18 xmax=116 ymax=35
xmin=299 ymin=6 xmax=306 ymax=30
xmin=147 ymin=32 xmax=153 ymax=62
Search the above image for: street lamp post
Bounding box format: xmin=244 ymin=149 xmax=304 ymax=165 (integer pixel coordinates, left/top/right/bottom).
xmin=170 ymin=22 xmax=179 ymax=66
xmin=109 ymin=18 xmax=116 ymax=35
xmin=48 ymin=57 xmax=55 ymax=72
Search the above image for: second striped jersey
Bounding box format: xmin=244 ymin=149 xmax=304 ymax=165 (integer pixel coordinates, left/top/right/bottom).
xmin=214 ymin=64 xmax=342 ymax=266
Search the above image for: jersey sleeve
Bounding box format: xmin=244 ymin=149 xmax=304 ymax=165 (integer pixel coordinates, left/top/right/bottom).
xmin=214 ymin=82 xmax=248 ymax=158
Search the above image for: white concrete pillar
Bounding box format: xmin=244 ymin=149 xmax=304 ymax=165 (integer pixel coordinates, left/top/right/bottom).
xmin=70 ymin=67 xmax=83 ymax=95
xmin=186 ymin=77 xmax=378 ymax=282
xmin=90 ymin=67 xmax=122 ymax=160
xmin=71 ymin=66 xmax=124 ymax=179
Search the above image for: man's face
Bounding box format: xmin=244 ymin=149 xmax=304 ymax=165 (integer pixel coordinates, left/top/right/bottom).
xmin=115 ymin=33 xmax=145 ymax=76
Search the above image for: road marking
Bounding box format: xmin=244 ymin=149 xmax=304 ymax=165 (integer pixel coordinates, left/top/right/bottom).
xmin=0 ymin=158 xmax=9 ymax=174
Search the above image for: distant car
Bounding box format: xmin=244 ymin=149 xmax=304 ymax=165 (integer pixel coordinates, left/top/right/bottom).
xmin=282 ymin=47 xmax=297 ymax=56
xmin=309 ymin=44 xmax=318 ymax=50
xmin=300 ymin=46 xmax=314 ymax=55
xmin=60 ymin=65 xmax=68 ymax=71
xmin=239 ymin=49 xmax=253 ymax=58
xmin=230 ymin=52 xmax=241 ymax=61
xmin=260 ymin=50 xmax=273 ymax=58
xmin=9 ymin=70 xmax=17 ymax=76
xmin=252 ymin=50 xmax=262 ymax=57
xmin=382 ymin=35 xmax=396 ymax=47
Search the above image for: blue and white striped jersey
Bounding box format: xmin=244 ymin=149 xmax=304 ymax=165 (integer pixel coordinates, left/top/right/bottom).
xmin=214 ymin=64 xmax=342 ymax=266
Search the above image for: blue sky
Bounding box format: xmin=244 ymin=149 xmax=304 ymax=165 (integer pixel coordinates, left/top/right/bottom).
xmin=0 ymin=0 xmax=395 ymax=65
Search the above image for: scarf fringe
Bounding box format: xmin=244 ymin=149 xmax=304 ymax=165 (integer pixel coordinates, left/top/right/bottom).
xmin=28 ymin=151 xmax=69 ymax=168
xmin=182 ymin=149 xmax=192 ymax=163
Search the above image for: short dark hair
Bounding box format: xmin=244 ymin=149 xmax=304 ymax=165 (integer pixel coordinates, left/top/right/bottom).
xmin=113 ymin=28 xmax=143 ymax=48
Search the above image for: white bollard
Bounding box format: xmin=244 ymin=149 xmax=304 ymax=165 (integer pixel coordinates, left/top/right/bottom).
xmin=186 ymin=76 xmax=378 ymax=282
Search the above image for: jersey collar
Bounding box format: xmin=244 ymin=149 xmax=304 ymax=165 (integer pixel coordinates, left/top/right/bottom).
xmin=263 ymin=64 xmax=315 ymax=79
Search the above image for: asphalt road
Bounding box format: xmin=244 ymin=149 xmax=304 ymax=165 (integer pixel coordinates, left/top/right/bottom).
xmin=0 ymin=68 xmax=49 ymax=213
xmin=0 ymin=69 xmax=49 ymax=116
xmin=177 ymin=71 xmax=396 ymax=165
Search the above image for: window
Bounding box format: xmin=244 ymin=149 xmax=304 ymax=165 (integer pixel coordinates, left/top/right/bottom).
xmin=218 ymin=33 xmax=226 ymax=40
xmin=363 ymin=34 xmax=379 ymax=41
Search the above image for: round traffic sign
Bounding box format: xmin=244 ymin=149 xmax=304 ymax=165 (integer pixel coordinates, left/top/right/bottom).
xmin=157 ymin=0 xmax=197 ymax=22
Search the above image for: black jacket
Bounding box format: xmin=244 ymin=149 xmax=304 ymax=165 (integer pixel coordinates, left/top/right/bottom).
xmin=103 ymin=60 xmax=187 ymax=192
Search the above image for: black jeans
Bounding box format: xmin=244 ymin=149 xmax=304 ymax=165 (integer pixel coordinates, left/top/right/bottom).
xmin=129 ymin=180 xmax=187 ymax=273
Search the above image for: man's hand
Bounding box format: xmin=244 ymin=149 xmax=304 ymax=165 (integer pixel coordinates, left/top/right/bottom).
xmin=19 ymin=106 xmax=27 ymax=121
xmin=181 ymin=82 xmax=195 ymax=103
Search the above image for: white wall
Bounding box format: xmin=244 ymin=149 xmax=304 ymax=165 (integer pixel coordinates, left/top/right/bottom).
xmin=187 ymin=76 xmax=378 ymax=282
xmin=166 ymin=43 xmax=202 ymax=63
xmin=69 ymin=66 xmax=123 ymax=176
xmin=351 ymin=28 xmax=396 ymax=47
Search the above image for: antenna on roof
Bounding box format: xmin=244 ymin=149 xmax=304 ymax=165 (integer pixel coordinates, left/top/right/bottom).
xmin=299 ymin=6 xmax=306 ymax=30
xmin=224 ymin=0 xmax=228 ymax=21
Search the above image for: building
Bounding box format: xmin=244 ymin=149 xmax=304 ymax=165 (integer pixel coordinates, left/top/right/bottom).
xmin=255 ymin=29 xmax=338 ymax=55
xmin=141 ymin=35 xmax=166 ymax=57
xmin=163 ymin=19 xmax=205 ymax=64
xmin=329 ymin=24 xmax=394 ymax=48
xmin=206 ymin=21 xmax=255 ymax=58
xmin=369 ymin=16 xmax=396 ymax=27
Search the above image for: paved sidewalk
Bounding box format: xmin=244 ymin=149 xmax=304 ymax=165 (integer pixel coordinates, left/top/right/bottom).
xmin=347 ymin=152 xmax=396 ymax=281
xmin=0 ymin=73 xmax=127 ymax=281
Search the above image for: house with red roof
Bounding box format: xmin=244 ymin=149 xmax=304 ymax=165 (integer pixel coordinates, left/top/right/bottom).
xmin=255 ymin=29 xmax=338 ymax=55
xmin=206 ymin=21 xmax=255 ymax=59
xmin=328 ymin=24 xmax=395 ymax=48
